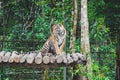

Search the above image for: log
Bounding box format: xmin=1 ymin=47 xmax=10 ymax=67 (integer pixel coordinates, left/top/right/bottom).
xmin=0 ymin=50 xmax=87 ymax=68
xmin=35 ymin=52 xmax=42 ymax=64
xmin=63 ymin=56 xmax=67 ymax=63
xmin=67 ymin=54 xmax=73 ymax=64
xmin=20 ymin=53 xmax=29 ymax=63
xmin=76 ymin=53 xmax=87 ymax=65
xmin=9 ymin=51 xmax=18 ymax=63
xmin=26 ymin=53 xmax=36 ymax=64
xmin=62 ymin=52 xmax=67 ymax=64
xmin=14 ymin=54 xmax=24 ymax=63
xmin=71 ymin=53 xmax=79 ymax=62
xmin=49 ymin=55 xmax=56 ymax=63
xmin=56 ymin=54 xmax=63 ymax=63
xmin=0 ymin=51 xmax=6 ymax=62
xmin=0 ymin=50 xmax=87 ymax=67
xmin=43 ymin=55 xmax=49 ymax=64
xmin=2 ymin=52 xmax=11 ymax=62
xmin=76 ymin=53 xmax=86 ymax=60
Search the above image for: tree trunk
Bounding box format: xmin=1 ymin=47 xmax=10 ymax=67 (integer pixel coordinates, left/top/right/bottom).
xmin=115 ymin=32 xmax=120 ymax=80
xmin=81 ymin=0 xmax=92 ymax=80
xmin=0 ymin=1 xmax=2 ymax=26
xmin=41 ymin=0 xmax=45 ymax=17
xmin=71 ymin=0 xmax=85 ymax=79
xmin=70 ymin=0 xmax=78 ymax=53
xmin=116 ymin=46 xmax=120 ymax=80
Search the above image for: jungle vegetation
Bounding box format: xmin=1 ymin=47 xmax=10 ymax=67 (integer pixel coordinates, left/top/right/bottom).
xmin=0 ymin=0 xmax=119 ymax=80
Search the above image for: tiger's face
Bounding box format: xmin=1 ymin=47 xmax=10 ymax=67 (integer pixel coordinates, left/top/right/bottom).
xmin=51 ymin=24 xmax=66 ymax=37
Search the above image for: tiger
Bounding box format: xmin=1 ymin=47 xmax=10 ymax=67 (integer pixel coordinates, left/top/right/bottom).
xmin=40 ymin=23 xmax=66 ymax=55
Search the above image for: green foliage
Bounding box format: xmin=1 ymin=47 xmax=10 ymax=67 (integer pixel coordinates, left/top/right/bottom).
xmin=0 ymin=0 xmax=118 ymax=80
xmin=92 ymin=61 xmax=109 ymax=80
xmin=88 ymin=0 xmax=116 ymax=80
xmin=92 ymin=56 xmax=116 ymax=80
xmin=1 ymin=0 xmax=73 ymax=52
xmin=90 ymin=17 xmax=110 ymax=42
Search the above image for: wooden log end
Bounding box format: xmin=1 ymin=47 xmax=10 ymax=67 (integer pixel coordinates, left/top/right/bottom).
xmin=43 ymin=56 xmax=49 ymax=64
xmin=50 ymin=55 xmax=56 ymax=63
xmin=35 ymin=52 xmax=42 ymax=64
xmin=71 ymin=54 xmax=79 ymax=62
xmin=14 ymin=56 xmax=20 ymax=63
xmin=63 ymin=57 xmax=67 ymax=64
xmin=35 ymin=57 xmax=42 ymax=64
xmin=9 ymin=57 xmax=14 ymax=63
xmin=26 ymin=57 xmax=34 ymax=64
xmin=2 ymin=57 xmax=8 ymax=62
xmin=20 ymin=59 xmax=25 ymax=63
xmin=56 ymin=54 xmax=63 ymax=64
xmin=26 ymin=53 xmax=36 ymax=64
xmin=67 ymin=54 xmax=73 ymax=64
xmin=2 ymin=52 xmax=12 ymax=62
xmin=20 ymin=54 xmax=28 ymax=63
xmin=76 ymin=53 xmax=85 ymax=60
xmin=0 ymin=56 xmax=2 ymax=63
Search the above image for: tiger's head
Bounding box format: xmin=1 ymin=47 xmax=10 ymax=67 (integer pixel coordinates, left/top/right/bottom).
xmin=51 ymin=23 xmax=66 ymax=37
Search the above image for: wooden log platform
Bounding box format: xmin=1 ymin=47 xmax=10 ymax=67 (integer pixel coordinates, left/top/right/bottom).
xmin=0 ymin=51 xmax=87 ymax=69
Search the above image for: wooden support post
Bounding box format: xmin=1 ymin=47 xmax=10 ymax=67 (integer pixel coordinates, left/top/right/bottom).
xmin=63 ymin=67 xmax=66 ymax=80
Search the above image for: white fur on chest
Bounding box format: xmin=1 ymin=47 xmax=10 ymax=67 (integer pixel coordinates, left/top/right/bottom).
xmin=57 ymin=35 xmax=65 ymax=46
